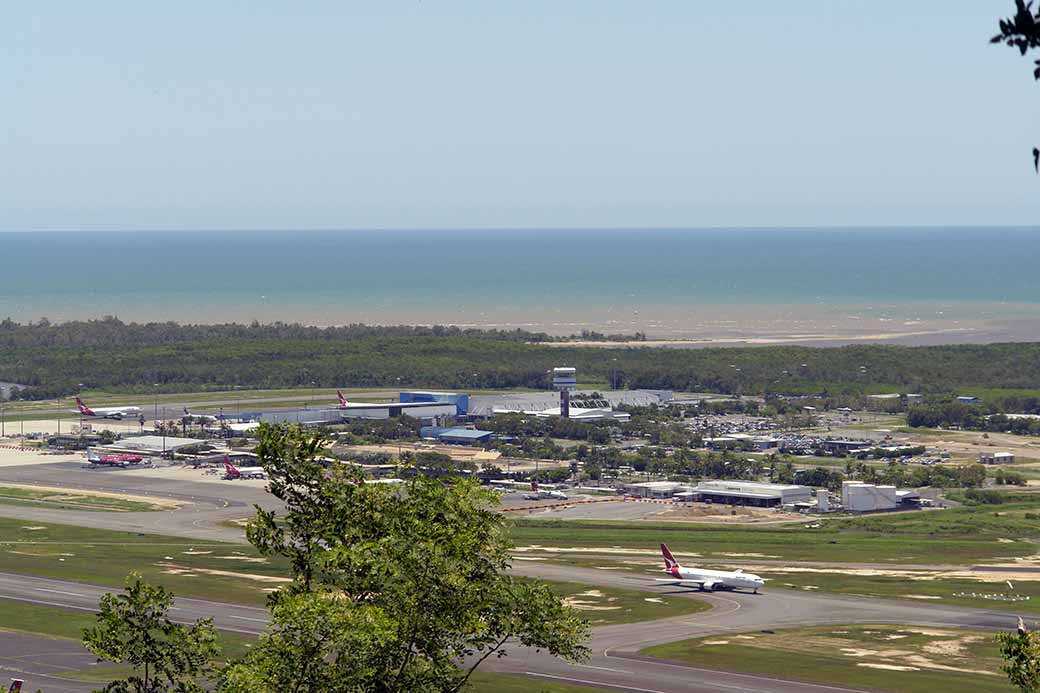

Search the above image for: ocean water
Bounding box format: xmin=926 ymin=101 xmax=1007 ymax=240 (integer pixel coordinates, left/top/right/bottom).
xmin=2 ymin=227 xmax=1039 ymax=341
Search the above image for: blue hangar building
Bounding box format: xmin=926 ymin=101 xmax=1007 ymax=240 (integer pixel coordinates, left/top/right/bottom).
xmin=400 ymin=391 xmax=469 ymax=416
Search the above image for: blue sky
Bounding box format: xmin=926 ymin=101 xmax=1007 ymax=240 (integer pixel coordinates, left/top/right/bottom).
xmin=2 ymin=1 xmax=1038 ymax=230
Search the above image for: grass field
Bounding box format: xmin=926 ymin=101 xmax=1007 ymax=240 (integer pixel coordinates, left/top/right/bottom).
xmin=0 ymin=597 xmax=257 ymax=683
xmin=529 ymin=551 xmax=1040 ymax=615
xmin=764 ymin=570 xmax=1040 ymax=614
xmin=0 ymin=516 xmax=708 ymax=623
xmin=0 ymin=518 xmax=286 ymax=605
xmin=0 ymin=595 xmax=601 ymax=691
xmin=542 ymin=580 xmax=709 ymax=625
xmin=0 ymin=486 xmax=163 ymax=512
xmin=642 ymin=624 xmax=1011 ymax=693
xmin=509 ymin=504 xmax=1039 ymax=564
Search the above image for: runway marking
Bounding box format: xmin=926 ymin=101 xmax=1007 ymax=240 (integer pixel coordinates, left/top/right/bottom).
xmin=0 ymin=593 xmax=98 ymax=613
xmin=572 ymin=663 xmax=633 ymax=674
xmin=603 ymin=592 xmax=742 ymax=658
xmin=34 ymin=588 xmax=86 ymax=598
xmin=227 ymin=614 xmax=269 ymax=623
xmin=524 ymin=672 xmax=669 ymax=693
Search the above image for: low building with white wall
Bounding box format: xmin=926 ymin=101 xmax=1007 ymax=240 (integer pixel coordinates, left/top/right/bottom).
xmin=841 ymin=481 xmax=898 ymax=512
xmin=693 ymin=480 xmax=812 ymax=507
xmin=979 ymin=451 xmax=1015 ymax=464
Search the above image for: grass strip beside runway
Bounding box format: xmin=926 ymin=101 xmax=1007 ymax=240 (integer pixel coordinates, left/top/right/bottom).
xmin=0 ymin=486 xmax=164 ymax=512
xmin=0 ymin=597 xmax=608 ymax=691
xmin=540 ymin=580 xmax=709 ymax=625
xmin=510 ymin=502 xmax=1040 ymax=564
xmin=642 ymin=624 xmax=1009 ymax=693
xmin=0 ymin=597 xmax=256 ymax=683
xmin=0 ymin=518 xmax=286 ymax=605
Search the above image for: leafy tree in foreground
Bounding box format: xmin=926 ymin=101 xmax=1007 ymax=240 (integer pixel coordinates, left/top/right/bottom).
xmin=999 ymin=617 xmax=1040 ymax=692
xmin=991 ymin=0 xmax=1040 ymax=171
xmin=83 ymin=573 xmax=219 ymax=693
xmin=221 ymin=424 xmax=589 ymax=693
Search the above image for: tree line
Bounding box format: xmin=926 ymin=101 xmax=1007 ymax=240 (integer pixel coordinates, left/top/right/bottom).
xmin=8 ymin=319 xmax=1040 ymax=401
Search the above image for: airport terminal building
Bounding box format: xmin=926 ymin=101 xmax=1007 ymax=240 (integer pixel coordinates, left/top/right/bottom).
xmin=691 ymin=480 xmax=813 ymax=507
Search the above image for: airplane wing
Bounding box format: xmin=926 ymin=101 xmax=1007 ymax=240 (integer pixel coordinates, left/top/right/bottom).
xmin=654 ymin=578 xmax=720 ymax=590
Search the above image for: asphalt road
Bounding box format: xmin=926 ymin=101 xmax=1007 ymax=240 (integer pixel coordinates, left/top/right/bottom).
xmin=0 ymin=564 xmax=1023 ymax=693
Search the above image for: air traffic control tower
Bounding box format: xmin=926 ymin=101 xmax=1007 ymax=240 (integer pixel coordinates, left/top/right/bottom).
xmin=552 ymin=367 xmax=577 ymax=418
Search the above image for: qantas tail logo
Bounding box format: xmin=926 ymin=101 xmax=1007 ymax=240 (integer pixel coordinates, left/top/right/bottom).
xmin=223 ymin=456 xmax=239 ymax=476
xmin=75 ymin=397 xmax=94 ymax=415
xmin=661 ymin=543 xmax=680 ymax=573
xmin=337 ymin=390 xmax=347 ymax=406
xmin=8 ymin=679 xmax=23 ymax=693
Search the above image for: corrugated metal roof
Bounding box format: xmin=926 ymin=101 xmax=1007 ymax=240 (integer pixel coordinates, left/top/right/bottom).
xmin=421 ymin=427 xmax=492 ymax=440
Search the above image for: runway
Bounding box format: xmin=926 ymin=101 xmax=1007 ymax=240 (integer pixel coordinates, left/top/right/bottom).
xmin=0 ymin=461 xmax=1025 ymax=690
xmin=0 ymin=461 xmax=273 ymax=543
xmin=0 ymin=564 xmax=1022 ymax=693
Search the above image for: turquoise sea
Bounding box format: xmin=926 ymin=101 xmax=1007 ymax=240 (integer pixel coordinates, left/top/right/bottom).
xmin=3 ymin=227 xmax=1040 ymax=342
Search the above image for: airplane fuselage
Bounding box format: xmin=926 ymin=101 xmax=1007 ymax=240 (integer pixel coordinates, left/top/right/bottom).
xmin=667 ymin=565 xmax=765 ymax=592
xmin=76 ymin=405 xmax=142 ymax=420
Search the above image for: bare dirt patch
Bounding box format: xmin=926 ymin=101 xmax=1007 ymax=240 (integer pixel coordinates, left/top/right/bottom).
xmin=155 ymin=562 xmax=290 ymax=583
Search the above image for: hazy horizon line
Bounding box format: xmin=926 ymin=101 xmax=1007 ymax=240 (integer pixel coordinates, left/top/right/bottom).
xmin=3 ymin=224 xmax=1040 ymax=234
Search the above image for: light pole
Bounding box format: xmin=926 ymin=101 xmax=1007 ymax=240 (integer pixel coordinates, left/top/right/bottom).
xmin=153 ymin=383 xmax=160 ymax=427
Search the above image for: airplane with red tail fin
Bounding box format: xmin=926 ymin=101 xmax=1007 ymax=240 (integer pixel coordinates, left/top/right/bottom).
xmin=74 ymin=397 xmax=142 ymax=420
xmin=655 ymin=543 xmax=764 ymax=594
xmin=222 ymin=456 xmax=267 ymax=480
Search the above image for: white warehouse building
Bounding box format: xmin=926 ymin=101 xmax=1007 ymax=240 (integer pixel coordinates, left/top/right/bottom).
xmin=841 ymin=481 xmax=898 ymax=512
xmin=692 ymin=480 xmax=812 ymax=507
xmin=622 ymin=481 xmax=690 ymax=498
xmin=337 ymin=401 xmax=457 ymax=421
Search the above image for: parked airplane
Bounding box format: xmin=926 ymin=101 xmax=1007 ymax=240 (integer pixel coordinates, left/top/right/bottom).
xmin=90 ymin=454 xmax=144 ymax=468
xmin=75 ymin=397 xmax=142 ymax=420
xmin=656 ymin=543 xmax=764 ymax=594
xmin=183 ymin=408 xmax=219 ymax=424
xmin=524 ymin=489 xmax=569 ymax=501
xmin=223 ymin=457 xmax=268 ymax=480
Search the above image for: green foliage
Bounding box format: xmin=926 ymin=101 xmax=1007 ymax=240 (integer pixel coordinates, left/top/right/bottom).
xmin=13 ymin=319 xmax=1040 ymax=400
xmin=793 ymin=466 xmax=845 ymax=491
xmin=991 ymin=0 xmax=1040 ymax=80
xmin=962 ymin=488 xmax=1006 ymax=505
xmin=998 ymin=626 xmax=1040 ymax=692
xmin=82 ymin=573 xmax=220 ymax=693
xmin=908 ymin=402 xmax=1040 ymax=436
xmin=227 ymin=424 xmax=589 ymax=693
xmin=841 ymin=460 xmax=986 ymax=489
xmin=996 ymin=469 xmax=1029 ymax=486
